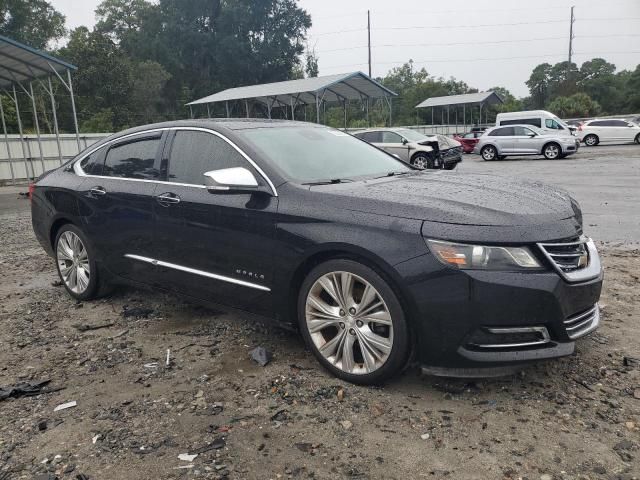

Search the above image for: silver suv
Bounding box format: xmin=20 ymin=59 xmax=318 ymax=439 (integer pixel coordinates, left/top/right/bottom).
xmin=474 ymin=124 xmax=579 ymax=161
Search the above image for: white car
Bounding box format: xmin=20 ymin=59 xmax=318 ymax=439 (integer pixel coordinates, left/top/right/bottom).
xmin=578 ymin=119 xmax=640 ymax=146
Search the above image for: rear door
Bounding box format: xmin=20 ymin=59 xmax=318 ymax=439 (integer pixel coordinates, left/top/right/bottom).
xmin=78 ymin=131 xmax=164 ymax=280
xmin=152 ymin=128 xmax=277 ymax=315
xmin=488 ymin=126 xmax=515 ymax=153
xmin=608 ymin=120 xmax=633 ymax=141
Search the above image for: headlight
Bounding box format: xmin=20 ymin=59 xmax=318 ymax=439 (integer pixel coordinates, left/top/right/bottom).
xmin=426 ymin=239 xmax=542 ymax=270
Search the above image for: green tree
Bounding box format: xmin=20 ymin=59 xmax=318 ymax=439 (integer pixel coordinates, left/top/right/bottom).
xmin=547 ymin=92 xmax=600 ymax=118
xmin=0 ymin=0 xmax=65 ymax=49
xmin=526 ymin=63 xmax=552 ymax=108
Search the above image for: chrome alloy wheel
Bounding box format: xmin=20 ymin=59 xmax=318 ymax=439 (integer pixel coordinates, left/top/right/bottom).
xmin=412 ymin=155 xmax=428 ymax=169
xmin=544 ymin=144 xmax=560 ymax=159
xmin=305 ymin=271 xmax=393 ymax=375
xmin=56 ymin=231 xmax=91 ymax=294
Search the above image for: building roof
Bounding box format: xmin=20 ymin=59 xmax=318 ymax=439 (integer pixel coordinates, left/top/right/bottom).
xmin=415 ymin=91 xmax=503 ymax=109
xmin=0 ymin=34 xmax=77 ymax=88
xmin=187 ymin=71 xmax=397 ymax=107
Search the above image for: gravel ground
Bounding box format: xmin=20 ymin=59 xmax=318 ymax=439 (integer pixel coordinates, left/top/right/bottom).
xmin=1 ymin=154 xmax=640 ymax=479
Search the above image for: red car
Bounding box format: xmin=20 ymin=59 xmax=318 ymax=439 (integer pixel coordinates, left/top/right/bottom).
xmin=453 ymin=132 xmax=484 ymax=153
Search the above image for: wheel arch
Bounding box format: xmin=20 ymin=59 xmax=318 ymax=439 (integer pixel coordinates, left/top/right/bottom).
xmin=284 ymin=244 xmax=418 ymax=333
xmin=49 ymin=217 xmax=77 ymax=250
xmin=541 ymin=141 xmax=561 ymax=155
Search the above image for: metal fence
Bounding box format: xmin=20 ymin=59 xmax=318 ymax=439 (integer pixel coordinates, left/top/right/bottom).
xmin=0 ymin=133 xmax=111 ymax=184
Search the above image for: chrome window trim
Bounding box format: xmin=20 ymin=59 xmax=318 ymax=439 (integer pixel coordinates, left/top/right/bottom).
xmin=124 ymin=254 xmax=271 ymax=292
xmin=73 ymin=126 xmax=278 ymax=196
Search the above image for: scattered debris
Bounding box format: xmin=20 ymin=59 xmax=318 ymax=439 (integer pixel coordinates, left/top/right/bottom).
xmin=340 ymin=420 xmax=353 ymax=430
xmin=634 ymin=388 xmax=640 ymax=400
xmin=112 ymin=329 xmax=129 ymax=338
xmin=337 ymin=388 xmax=344 ymax=401
xmin=165 ymin=349 xmax=171 ymax=367
xmin=250 ymin=346 xmax=272 ymax=366
xmin=54 ymin=400 xmax=77 ymax=412
xmin=421 ymin=433 xmax=430 ymax=440
xmin=623 ymin=356 xmax=640 ymax=367
xmin=51 ymin=279 xmax=64 ymax=287
xmin=72 ymin=322 xmax=115 ymax=332
xmin=295 ymin=442 xmax=314 ymax=453
xmin=92 ymin=434 xmax=101 ymax=444
xmin=178 ymin=453 xmax=198 ymax=462
xmin=143 ymin=362 xmax=159 ymax=369
xmin=0 ymin=380 xmax=52 ymax=401
xmin=191 ymin=437 xmax=226 ymax=454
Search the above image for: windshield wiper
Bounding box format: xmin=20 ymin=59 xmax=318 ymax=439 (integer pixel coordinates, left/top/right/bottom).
xmin=302 ymin=178 xmax=355 ymax=186
xmin=374 ymin=171 xmax=413 ymax=179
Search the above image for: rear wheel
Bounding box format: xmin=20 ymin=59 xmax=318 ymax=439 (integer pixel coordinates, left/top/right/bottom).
xmin=543 ymin=142 xmax=561 ymax=160
xmin=298 ymin=259 xmax=409 ymax=385
xmin=584 ymin=134 xmax=599 ymax=146
xmin=55 ymin=225 xmax=101 ymax=301
xmin=411 ymin=152 xmax=434 ymax=169
xmin=481 ymin=145 xmax=497 ymax=161
xmin=635 ymin=133 xmax=640 ymax=145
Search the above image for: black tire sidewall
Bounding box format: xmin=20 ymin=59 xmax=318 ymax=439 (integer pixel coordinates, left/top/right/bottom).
xmin=297 ymin=259 xmax=410 ymax=385
xmin=54 ymin=224 xmax=100 ymax=301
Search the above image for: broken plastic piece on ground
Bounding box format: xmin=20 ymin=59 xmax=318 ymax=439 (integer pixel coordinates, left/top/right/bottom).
xmin=166 ymin=349 xmax=171 ymax=367
xmin=249 ymin=346 xmax=272 ymax=366
xmin=121 ymin=306 xmax=154 ymax=318
xmin=54 ymin=400 xmax=77 ymax=412
xmin=0 ymin=379 xmax=52 ymax=401
xmin=72 ymin=322 xmax=114 ymax=332
xmin=178 ymin=453 xmax=198 ymax=462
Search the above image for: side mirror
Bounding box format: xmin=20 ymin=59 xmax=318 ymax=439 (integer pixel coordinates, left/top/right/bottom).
xmin=203 ymin=167 xmax=260 ymax=193
xmin=528 ymin=133 xmax=536 ymax=137
xmin=402 ymin=138 xmax=408 ymax=145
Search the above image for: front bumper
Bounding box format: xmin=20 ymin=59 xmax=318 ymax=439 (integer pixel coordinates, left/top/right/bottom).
xmin=395 ymin=249 xmax=603 ymax=375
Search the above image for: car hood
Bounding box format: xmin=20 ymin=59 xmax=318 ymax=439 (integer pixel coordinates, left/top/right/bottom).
xmin=311 ymin=172 xmax=580 ymax=228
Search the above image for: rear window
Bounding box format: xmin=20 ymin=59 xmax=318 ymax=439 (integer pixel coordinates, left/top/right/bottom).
xmin=355 ymin=131 xmax=382 ymax=143
xmin=103 ymin=137 xmax=161 ymax=179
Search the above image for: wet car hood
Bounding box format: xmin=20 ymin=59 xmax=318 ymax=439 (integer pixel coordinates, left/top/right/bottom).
xmin=311 ymin=172 xmax=580 ymax=228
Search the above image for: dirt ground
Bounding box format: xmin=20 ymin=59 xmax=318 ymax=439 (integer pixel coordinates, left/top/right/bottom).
xmin=1 ymin=202 xmax=639 ymax=480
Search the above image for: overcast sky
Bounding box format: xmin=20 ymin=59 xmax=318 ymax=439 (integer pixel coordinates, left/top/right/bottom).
xmin=51 ymin=0 xmax=640 ymax=97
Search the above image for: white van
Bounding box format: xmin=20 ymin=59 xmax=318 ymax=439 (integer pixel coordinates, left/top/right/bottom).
xmin=496 ymin=110 xmax=575 ymax=136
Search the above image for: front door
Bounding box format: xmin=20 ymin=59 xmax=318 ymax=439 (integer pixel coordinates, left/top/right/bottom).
xmin=511 ymin=126 xmax=540 ymax=154
xmin=152 ymin=129 xmax=278 ymax=315
xmin=379 ymin=131 xmax=411 ymax=160
xmin=78 ymin=131 xmax=164 ymax=281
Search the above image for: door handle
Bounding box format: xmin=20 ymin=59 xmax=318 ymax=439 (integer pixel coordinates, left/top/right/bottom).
xmin=89 ymin=186 xmax=106 ymax=197
xmin=156 ymin=192 xmax=181 ymax=206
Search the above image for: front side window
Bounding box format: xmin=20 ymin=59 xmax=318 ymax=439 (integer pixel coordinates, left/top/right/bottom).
xmin=381 ymin=131 xmax=403 ymax=143
xmin=545 ymin=118 xmax=564 ymax=130
xmin=167 ymin=130 xmax=247 ymax=185
xmin=608 ymin=120 xmax=628 ymax=127
xmin=589 ymin=120 xmax=607 ymax=126
xmin=103 ymin=137 xmax=160 ymax=179
xmin=238 ymin=126 xmax=409 ymax=183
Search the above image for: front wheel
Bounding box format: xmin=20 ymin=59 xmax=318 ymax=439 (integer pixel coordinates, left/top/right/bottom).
xmin=635 ymin=133 xmax=640 ymax=145
xmin=411 ymin=153 xmax=434 ymax=170
xmin=55 ymin=224 xmax=101 ymax=301
xmin=298 ymin=259 xmax=409 ymax=385
xmin=481 ymin=145 xmax=497 ymax=161
xmin=543 ymin=143 xmax=561 ymax=160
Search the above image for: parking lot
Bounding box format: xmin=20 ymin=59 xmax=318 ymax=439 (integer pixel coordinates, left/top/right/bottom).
xmin=0 ymin=144 xmax=639 ymax=480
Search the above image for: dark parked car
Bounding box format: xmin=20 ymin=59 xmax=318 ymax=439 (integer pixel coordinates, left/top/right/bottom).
xmin=32 ymin=119 xmax=603 ymax=384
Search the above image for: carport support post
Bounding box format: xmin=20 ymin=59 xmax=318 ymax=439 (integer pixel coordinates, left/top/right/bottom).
xmin=245 ymin=100 xmax=250 ymax=118
xmin=10 ymin=85 xmax=32 ymax=179
xmin=315 ymin=93 xmax=320 ymax=123
xmin=66 ymin=70 xmax=81 ymax=153
xmin=463 ymin=104 xmax=466 ymax=132
xmin=47 ymin=76 xmax=63 ymax=164
xmin=0 ymin=95 xmax=16 ymax=185
xmin=431 ymin=107 xmax=434 ymax=127
xmin=206 ymin=104 xmax=211 ymax=118
xmin=366 ymin=97 xmax=370 ymax=127
xmin=28 ymin=82 xmax=46 ymax=175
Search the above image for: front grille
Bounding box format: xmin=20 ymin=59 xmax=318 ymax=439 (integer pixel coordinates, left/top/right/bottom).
xmin=537 ymin=236 xmax=601 ymax=283
xmin=538 ymin=237 xmax=588 ymax=272
xmin=564 ymin=304 xmax=600 ymax=339
xmin=441 ymin=146 xmax=462 ymax=158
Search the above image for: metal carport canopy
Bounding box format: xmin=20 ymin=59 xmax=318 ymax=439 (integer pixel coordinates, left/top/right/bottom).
xmin=187 ymin=71 xmax=397 ymax=108
xmin=415 ymin=91 xmax=503 ymax=109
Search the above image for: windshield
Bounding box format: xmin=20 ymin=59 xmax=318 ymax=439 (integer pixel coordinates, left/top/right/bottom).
xmin=238 ymin=126 xmax=410 ymax=183
xmin=397 ymin=128 xmax=431 ymax=142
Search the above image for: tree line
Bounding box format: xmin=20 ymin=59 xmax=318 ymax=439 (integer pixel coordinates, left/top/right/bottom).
xmin=1 ymin=0 xmax=639 ymax=133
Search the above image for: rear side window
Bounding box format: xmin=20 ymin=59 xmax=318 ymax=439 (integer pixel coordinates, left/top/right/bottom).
xmin=513 ymin=126 xmax=535 ymax=136
xmin=79 ymin=149 xmax=104 ymax=176
xmin=489 ymin=127 xmax=514 ymax=136
xmin=500 ymin=118 xmax=541 ymax=128
xmin=103 ymin=137 xmax=160 ymax=179
xmin=167 ymin=130 xmax=247 ymax=185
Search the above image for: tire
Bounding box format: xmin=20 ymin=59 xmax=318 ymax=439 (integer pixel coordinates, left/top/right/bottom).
xmin=543 ymin=142 xmax=561 ymax=160
xmin=481 ymin=145 xmax=497 ymax=161
xmin=297 ymin=259 xmax=409 ymax=385
xmin=410 ymin=152 xmax=434 ymax=170
xmin=584 ymin=134 xmax=599 ymax=147
xmin=635 ymin=133 xmax=640 ymax=145
xmin=54 ymin=224 xmax=101 ymax=301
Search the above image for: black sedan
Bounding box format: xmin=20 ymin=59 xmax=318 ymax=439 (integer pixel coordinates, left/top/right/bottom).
xmin=31 ymin=119 xmax=603 ymax=384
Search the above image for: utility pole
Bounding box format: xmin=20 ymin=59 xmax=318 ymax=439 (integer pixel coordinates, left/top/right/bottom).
xmin=568 ymin=6 xmax=575 ymax=64
xmin=367 ymin=10 xmax=372 ymax=77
